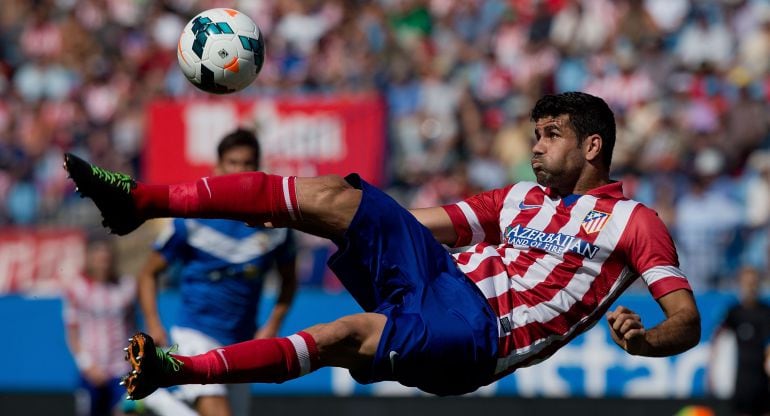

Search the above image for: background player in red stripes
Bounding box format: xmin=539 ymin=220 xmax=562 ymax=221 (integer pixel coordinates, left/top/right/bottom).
xmin=65 ymin=91 xmax=701 ymax=398
xmin=63 ymin=237 xmax=137 ymax=415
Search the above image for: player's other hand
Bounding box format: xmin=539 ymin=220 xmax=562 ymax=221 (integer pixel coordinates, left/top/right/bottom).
xmin=146 ymin=322 xmax=169 ymax=347
xmin=606 ymin=306 xmax=648 ymax=355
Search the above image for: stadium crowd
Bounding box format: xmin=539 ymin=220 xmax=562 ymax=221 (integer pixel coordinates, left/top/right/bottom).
xmin=0 ymin=0 xmax=769 ymax=291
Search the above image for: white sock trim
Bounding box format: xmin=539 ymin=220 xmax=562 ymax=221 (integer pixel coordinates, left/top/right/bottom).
xmin=282 ymin=177 xmax=297 ymax=221
xmin=287 ymin=334 xmax=311 ymax=376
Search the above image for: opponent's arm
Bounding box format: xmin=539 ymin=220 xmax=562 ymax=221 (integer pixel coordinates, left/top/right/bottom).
xmin=410 ymin=207 xmax=458 ymax=246
xmin=137 ymin=252 xmax=170 ymax=346
xmin=607 ymin=289 xmax=700 ymax=357
xmin=765 ymin=344 xmax=770 ymax=376
xmin=256 ymin=259 xmax=298 ymax=339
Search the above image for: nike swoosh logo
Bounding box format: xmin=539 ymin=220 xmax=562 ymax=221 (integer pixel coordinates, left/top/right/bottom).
xmin=518 ymin=201 xmax=541 ymax=210
xmin=389 ymin=350 xmax=399 ymax=372
xmin=216 ymin=348 xmax=230 ymax=371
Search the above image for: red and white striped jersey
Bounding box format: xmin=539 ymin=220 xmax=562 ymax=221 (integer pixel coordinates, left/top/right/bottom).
xmin=63 ymin=274 xmax=137 ymax=377
xmin=442 ymin=181 xmax=691 ymax=378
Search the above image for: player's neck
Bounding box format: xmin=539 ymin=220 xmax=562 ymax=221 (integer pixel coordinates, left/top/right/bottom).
xmin=558 ymin=172 xmax=611 ymax=197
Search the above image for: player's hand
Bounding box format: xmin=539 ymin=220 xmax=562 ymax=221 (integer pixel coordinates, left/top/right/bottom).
xmin=606 ymin=306 xmax=648 ymax=355
xmin=146 ymin=321 xmax=169 ymax=347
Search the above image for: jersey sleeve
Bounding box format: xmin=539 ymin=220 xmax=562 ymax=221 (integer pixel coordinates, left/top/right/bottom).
xmin=620 ymin=205 xmax=692 ymax=299
xmin=441 ymin=185 xmax=513 ymax=247
xmin=153 ymin=218 xmax=189 ymax=262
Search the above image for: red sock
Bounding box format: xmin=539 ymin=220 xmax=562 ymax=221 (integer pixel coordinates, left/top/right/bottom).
xmin=132 ymin=173 xmax=301 ymax=224
xmin=165 ymin=332 xmax=319 ymax=386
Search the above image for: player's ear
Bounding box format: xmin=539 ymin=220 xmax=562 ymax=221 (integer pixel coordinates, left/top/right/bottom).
xmin=583 ymin=134 xmax=602 ymax=163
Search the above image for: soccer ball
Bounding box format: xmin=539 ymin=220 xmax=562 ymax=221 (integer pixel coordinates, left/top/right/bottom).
xmin=177 ymin=8 xmax=265 ymax=94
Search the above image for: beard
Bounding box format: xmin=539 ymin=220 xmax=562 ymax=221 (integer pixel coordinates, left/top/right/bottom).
xmin=532 ymin=160 xmax=570 ymax=189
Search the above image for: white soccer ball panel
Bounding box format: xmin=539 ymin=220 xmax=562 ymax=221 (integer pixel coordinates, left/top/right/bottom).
xmin=177 ymin=31 xmax=199 ymax=79
xmin=228 ymin=10 xmax=258 ymax=33
xmin=222 ymin=57 xmax=257 ymax=90
xmin=206 ymin=38 xmax=238 ymax=69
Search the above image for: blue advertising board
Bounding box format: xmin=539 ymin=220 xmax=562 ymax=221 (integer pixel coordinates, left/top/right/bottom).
xmin=0 ymin=290 xmax=743 ymax=397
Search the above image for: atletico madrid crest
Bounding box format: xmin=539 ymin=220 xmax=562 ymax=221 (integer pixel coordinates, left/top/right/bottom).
xmin=581 ymin=210 xmax=611 ymax=234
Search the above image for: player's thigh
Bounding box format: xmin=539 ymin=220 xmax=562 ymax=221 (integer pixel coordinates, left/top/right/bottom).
xmin=294 ymin=175 xmax=361 ymax=236
xmin=195 ymin=395 xmax=232 ymax=416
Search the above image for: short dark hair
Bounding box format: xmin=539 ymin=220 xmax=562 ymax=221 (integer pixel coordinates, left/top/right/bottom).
xmin=217 ymin=128 xmax=261 ymax=163
xmin=530 ymin=92 xmax=616 ymax=166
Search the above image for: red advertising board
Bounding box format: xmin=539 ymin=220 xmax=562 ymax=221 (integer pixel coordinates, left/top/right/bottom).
xmin=0 ymin=228 xmax=85 ymax=295
xmin=145 ymin=93 xmax=386 ymax=185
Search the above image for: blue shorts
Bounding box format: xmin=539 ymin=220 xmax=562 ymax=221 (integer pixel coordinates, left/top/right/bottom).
xmin=327 ymin=175 xmax=499 ymax=395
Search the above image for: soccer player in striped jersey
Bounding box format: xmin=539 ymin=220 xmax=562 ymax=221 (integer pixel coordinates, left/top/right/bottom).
xmin=64 ymin=91 xmax=700 ymax=398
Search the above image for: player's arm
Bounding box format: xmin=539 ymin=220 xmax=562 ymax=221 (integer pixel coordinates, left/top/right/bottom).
xmin=256 ymin=258 xmax=298 ymax=339
xmin=411 ymin=186 xmax=512 ymax=247
xmin=410 ymin=207 xmax=458 ymax=246
xmin=64 ymin=316 xmax=86 ymax=370
xmin=257 ymin=230 xmax=299 ymax=339
xmin=765 ymin=344 xmax=770 ymax=376
xmin=607 ymin=289 xmax=700 ymax=357
xmin=137 ymin=251 xmax=170 ymax=346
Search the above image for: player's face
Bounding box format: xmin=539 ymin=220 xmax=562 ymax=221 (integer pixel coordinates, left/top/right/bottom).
xmin=86 ymin=242 xmax=114 ymax=281
xmin=739 ymin=268 xmax=760 ymax=301
xmin=217 ymin=146 xmax=259 ymax=174
xmin=531 ymin=114 xmax=586 ymax=191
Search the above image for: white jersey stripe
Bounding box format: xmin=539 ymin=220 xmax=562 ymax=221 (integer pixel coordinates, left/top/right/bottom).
xmin=499 ymin=182 xmax=539 ymax=230
xmin=642 ymin=265 xmax=686 ymax=286
xmin=456 ymin=244 xmax=507 ymax=274
xmin=457 ymin=201 xmax=485 ymax=245
xmin=185 ymin=220 xmax=288 ymax=263
xmin=473 ymin=269 xmax=511 ymax=300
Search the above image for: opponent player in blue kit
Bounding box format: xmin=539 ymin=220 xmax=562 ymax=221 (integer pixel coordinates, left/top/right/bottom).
xmin=136 ymin=129 xmax=297 ymax=416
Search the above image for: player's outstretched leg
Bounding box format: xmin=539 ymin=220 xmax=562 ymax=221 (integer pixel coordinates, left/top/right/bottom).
xmin=121 ymin=314 xmax=385 ymax=401
xmin=64 ymin=152 xmax=360 ymax=238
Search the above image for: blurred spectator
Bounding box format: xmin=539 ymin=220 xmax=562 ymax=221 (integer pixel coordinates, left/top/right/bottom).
xmin=0 ymin=0 xmax=769 ymax=291
xmin=711 ymin=266 xmax=770 ymax=416
xmin=742 ymin=151 xmax=770 ymax=271
xmin=675 ymin=9 xmax=734 ymax=71
xmin=675 ymin=149 xmax=743 ymax=291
